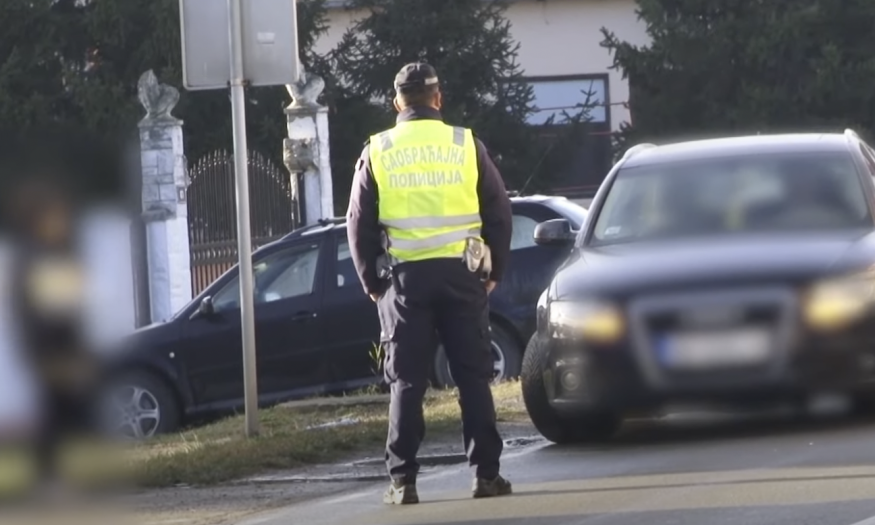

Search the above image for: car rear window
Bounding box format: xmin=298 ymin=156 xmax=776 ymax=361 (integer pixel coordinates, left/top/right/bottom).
xmin=592 ymin=152 xmax=871 ymax=245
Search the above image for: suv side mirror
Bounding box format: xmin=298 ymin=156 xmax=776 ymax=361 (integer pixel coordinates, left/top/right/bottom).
xmin=189 ymin=296 xmax=215 ymax=320
xmin=533 ymin=218 xmax=576 ymax=246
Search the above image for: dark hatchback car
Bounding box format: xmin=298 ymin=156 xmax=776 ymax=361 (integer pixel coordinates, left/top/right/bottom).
xmin=107 ymin=195 xmax=586 ymax=437
xmin=522 ymin=130 xmax=875 ymax=444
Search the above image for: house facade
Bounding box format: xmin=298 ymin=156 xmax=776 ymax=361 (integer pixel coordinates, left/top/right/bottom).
xmin=317 ymin=0 xmax=650 ymax=196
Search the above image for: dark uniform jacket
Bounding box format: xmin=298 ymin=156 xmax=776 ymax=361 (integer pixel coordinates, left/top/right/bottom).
xmin=346 ymin=106 xmax=513 ymax=296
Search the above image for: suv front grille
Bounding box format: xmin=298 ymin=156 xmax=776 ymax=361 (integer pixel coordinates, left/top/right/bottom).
xmin=628 ymin=286 xmax=798 ymax=390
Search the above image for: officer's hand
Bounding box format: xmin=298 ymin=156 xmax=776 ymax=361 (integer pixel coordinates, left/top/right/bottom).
xmin=485 ymin=280 xmax=497 ymax=294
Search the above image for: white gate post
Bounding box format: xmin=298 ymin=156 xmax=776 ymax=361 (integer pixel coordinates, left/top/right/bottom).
xmin=137 ymin=70 xmax=192 ymax=323
xmin=283 ymin=64 xmax=333 ymax=225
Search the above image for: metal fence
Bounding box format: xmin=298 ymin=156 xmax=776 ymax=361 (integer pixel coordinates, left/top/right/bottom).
xmin=187 ymin=150 xmax=296 ymax=295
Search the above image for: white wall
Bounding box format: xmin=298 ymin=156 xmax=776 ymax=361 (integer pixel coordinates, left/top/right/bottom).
xmin=316 ymin=0 xmax=649 ymax=130
xmin=504 ymin=0 xmax=649 ymax=130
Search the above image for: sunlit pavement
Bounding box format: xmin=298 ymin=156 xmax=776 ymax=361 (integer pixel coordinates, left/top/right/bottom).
xmin=238 ymin=411 xmax=875 ymax=525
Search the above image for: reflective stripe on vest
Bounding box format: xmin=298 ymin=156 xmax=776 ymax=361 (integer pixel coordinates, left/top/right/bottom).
xmin=379 ymin=213 xmax=481 ymax=229
xmin=369 ymin=120 xmax=481 ymax=262
xmin=388 ymin=226 xmax=482 ymax=251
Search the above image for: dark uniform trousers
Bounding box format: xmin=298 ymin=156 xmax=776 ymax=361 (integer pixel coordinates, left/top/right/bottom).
xmin=377 ymin=257 xmax=504 ymax=483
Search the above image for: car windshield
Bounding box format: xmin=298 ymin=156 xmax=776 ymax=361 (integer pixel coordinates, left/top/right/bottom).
xmin=591 ymin=152 xmax=871 ymax=246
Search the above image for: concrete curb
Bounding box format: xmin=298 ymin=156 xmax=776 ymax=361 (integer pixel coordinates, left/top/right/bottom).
xmin=279 ymin=394 xmax=390 ymax=410
xmin=234 ymin=473 xmax=387 ymax=484
xmin=234 ymin=436 xmax=546 ymax=486
xmin=345 ymin=437 xmax=544 ymax=469
xmin=504 ymin=436 xmax=544 ymax=448
xmin=351 ymin=453 xmax=468 ymax=468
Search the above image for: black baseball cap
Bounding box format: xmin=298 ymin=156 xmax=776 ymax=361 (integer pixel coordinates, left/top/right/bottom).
xmin=393 ymin=62 xmax=439 ymax=93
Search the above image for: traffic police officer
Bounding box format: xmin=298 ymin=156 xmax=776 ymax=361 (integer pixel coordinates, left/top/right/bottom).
xmin=347 ymin=63 xmax=514 ymax=505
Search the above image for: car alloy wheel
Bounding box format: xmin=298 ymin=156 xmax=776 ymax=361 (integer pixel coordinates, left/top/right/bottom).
xmin=434 ymin=324 xmax=523 ymax=389
xmin=489 ymin=340 xmax=507 ymax=382
xmin=104 ymin=383 xmax=162 ymax=440
xmin=446 ymin=340 xmax=506 ymax=385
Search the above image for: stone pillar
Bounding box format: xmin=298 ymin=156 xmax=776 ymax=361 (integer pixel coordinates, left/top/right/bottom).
xmin=284 ymin=65 xmax=334 ymax=225
xmin=136 ymin=70 xmax=192 ymax=323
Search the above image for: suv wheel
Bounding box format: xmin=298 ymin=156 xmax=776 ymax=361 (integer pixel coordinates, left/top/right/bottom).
xmin=521 ymin=334 xmax=620 ymax=444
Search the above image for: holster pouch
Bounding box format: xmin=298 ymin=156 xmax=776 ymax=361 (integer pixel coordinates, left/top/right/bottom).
xmin=376 ymin=252 xmax=392 ymax=279
xmin=463 ymin=237 xmax=492 ymax=280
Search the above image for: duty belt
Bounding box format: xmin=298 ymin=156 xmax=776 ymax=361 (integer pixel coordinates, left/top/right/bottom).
xmin=376 ymin=237 xmax=492 ymax=280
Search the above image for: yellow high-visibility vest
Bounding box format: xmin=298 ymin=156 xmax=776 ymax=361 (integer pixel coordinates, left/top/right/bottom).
xmin=369 ymin=120 xmax=482 ymax=262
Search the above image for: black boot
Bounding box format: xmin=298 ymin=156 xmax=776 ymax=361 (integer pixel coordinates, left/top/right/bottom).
xmin=383 ymin=478 xmax=419 ymax=505
xmin=472 ymin=474 xmax=512 ymax=499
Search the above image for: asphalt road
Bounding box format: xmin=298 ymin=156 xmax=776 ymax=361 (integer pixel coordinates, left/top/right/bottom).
xmin=238 ymin=410 xmax=875 ymax=525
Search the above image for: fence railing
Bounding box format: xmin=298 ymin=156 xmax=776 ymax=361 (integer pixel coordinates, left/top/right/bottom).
xmin=187 ymin=150 xmax=296 ymax=296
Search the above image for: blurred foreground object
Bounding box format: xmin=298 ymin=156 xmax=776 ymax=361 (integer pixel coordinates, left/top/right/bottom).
xmin=0 ymin=240 xmax=39 ymax=444
xmin=0 ymin=126 xmax=139 ymax=506
xmin=4 ymin=177 xmax=99 ymax=490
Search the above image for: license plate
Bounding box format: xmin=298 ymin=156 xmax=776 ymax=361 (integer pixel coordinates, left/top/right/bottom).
xmin=657 ymin=328 xmax=773 ymax=369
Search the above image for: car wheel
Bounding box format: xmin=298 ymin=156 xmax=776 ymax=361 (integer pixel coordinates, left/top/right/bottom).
xmin=100 ymin=371 xmax=181 ymax=440
xmin=433 ymin=323 xmax=522 ymax=389
xmin=520 ymin=334 xmax=620 ymax=444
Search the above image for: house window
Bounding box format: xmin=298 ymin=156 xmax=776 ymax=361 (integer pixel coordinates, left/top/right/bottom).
xmin=527 ymin=76 xmax=608 ymax=126
xmin=520 ymin=74 xmax=612 ymax=199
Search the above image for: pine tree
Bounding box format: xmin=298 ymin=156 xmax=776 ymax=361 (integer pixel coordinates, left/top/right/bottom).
xmin=69 ymin=0 xmax=330 ymax=163
xmin=329 ymin=0 xmax=539 ymax=195
xmin=0 ymin=0 xmax=330 ymax=164
xmin=601 ymin=0 xmax=875 ymax=155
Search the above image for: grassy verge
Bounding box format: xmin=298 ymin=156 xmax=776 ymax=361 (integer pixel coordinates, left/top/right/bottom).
xmin=132 ymin=381 xmax=526 ymax=487
xmin=11 ymin=381 xmax=527 ymax=491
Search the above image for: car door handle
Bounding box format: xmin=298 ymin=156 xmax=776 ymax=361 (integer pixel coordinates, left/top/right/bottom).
xmin=291 ymin=310 xmax=317 ymax=322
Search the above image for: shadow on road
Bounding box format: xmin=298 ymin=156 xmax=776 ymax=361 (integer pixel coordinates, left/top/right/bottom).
xmin=546 ymin=410 xmax=875 ymax=453
xmin=403 ymin=500 xmax=875 ymax=525
xmin=511 ymin=471 xmax=875 ymax=498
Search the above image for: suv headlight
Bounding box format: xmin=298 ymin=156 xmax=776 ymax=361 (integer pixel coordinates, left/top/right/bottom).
xmin=804 ymin=270 xmax=875 ymax=330
xmin=548 ymin=300 xmax=624 ymax=342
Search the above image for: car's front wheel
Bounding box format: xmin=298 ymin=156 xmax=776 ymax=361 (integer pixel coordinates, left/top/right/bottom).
xmin=100 ymin=371 xmax=181 ymax=440
xmin=433 ymin=323 xmax=522 ymax=389
xmin=521 ymin=334 xmax=620 ymax=444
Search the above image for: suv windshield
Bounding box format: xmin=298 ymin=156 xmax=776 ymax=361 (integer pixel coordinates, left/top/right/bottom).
xmin=591 ymin=152 xmax=871 ymax=246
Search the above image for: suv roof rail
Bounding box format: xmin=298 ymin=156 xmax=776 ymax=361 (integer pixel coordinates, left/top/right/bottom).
xmin=845 ymin=128 xmax=861 ymax=140
xmin=622 ymin=143 xmax=657 ymax=160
